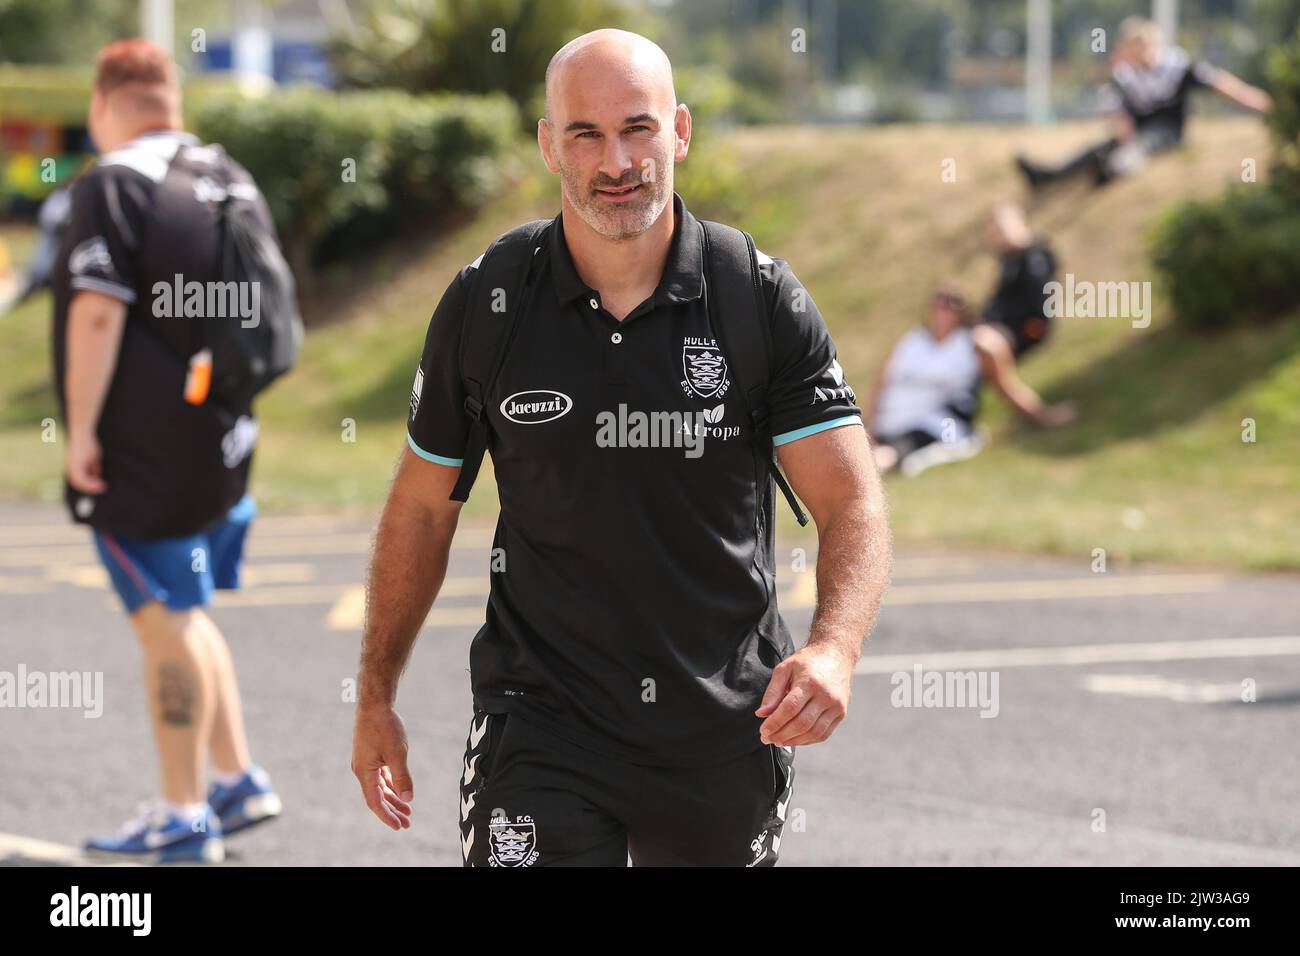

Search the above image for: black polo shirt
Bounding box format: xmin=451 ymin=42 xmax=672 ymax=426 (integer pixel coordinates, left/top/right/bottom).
xmin=408 ymin=193 xmax=862 ymax=766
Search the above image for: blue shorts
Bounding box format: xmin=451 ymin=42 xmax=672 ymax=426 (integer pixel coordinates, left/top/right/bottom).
xmin=93 ymin=495 xmax=257 ymax=614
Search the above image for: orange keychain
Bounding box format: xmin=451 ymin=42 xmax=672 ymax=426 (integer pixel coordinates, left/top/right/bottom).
xmin=184 ymin=348 xmax=212 ymax=405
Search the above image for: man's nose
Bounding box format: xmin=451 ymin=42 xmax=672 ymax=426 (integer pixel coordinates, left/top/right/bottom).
xmin=598 ymin=137 xmax=634 ymax=183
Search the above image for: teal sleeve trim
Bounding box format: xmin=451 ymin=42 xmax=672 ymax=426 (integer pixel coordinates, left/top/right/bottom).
xmin=407 ymin=432 xmax=464 ymax=467
xmin=772 ymin=415 xmax=863 ymax=448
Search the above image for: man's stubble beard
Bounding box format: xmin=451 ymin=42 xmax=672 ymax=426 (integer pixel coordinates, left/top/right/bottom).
xmin=558 ymin=152 xmax=673 ymax=241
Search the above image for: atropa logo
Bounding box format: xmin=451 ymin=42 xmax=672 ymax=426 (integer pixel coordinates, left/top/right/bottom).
xmin=500 ymin=389 xmax=573 ymax=424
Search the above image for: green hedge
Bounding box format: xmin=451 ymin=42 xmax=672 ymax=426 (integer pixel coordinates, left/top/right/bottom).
xmin=192 ymin=87 xmax=520 ymax=276
xmin=1150 ymin=184 xmax=1300 ymax=329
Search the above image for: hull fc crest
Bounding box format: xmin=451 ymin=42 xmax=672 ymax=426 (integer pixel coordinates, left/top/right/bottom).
xmin=681 ymin=336 xmax=731 ymax=400
xmin=489 ymin=814 xmax=539 ymax=867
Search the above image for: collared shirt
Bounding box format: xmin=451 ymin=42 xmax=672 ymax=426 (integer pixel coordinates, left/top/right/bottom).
xmin=408 ymin=193 xmax=862 ymax=766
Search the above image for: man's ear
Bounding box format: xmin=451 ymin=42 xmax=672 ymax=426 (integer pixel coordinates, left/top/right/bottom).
xmin=673 ymin=103 xmax=692 ymax=163
xmin=88 ymin=90 xmax=106 ymax=150
xmin=537 ymin=117 xmax=560 ymax=174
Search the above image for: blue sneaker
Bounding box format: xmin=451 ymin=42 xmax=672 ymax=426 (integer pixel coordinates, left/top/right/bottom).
xmin=85 ymin=803 xmax=225 ymax=864
xmin=208 ymin=765 xmax=282 ymax=836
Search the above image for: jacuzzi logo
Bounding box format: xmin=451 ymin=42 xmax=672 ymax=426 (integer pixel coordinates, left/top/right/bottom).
xmin=500 ymin=390 xmax=573 ymax=424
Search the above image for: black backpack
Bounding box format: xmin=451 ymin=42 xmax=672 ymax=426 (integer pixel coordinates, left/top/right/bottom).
xmin=205 ymin=165 xmax=303 ymax=408
xmin=449 ymin=217 xmax=809 ymax=527
xmin=63 ymin=144 xmax=301 ymax=540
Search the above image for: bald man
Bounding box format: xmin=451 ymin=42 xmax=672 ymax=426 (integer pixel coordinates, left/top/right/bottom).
xmin=354 ymin=29 xmax=891 ymax=866
xmin=55 ymin=40 xmax=282 ymax=863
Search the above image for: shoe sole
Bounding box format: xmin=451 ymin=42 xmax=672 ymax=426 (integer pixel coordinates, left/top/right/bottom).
xmin=84 ymin=838 xmax=225 ymax=865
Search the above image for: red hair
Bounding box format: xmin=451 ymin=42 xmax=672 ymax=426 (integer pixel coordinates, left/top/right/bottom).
xmin=94 ymin=39 xmax=177 ymax=93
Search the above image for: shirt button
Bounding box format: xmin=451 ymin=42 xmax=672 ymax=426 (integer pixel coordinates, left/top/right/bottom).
xmin=610 ymin=331 xmax=623 ymax=344
xmin=589 ymin=297 xmax=599 ymax=310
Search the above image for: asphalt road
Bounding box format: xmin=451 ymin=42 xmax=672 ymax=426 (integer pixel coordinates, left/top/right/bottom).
xmin=1 ymin=503 xmax=1297 ymax=866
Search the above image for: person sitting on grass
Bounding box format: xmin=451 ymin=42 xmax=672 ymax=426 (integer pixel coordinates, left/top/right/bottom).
xmin=1015 ymin=16 xmax=1272 ymax=190
xmin=866 ymin=284 xmax=985 ymax=477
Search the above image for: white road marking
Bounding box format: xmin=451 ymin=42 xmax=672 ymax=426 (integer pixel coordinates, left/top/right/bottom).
xmin=49 ymin=561 xmax=314 ymax=594
xmin=0 ymin=516 xmax=354 ymax=547
xmin=1082 ymin=673 xmax=1250 ymax=703
xmin=0 ymin=832 xmax=141 ymax=866
xmin=855 ymin=635 xmax=1300 ymax=674
xmin=212 ymin=584 xmax=358 ymax=608
xmin=0 ymin=524 xmax=498 ymax=566
xmin=326 ymin=572 xmax=1231 ymax=631
xmin=788 ymin=572 xmax=1224 ymax=610
xmin=242 ymin=563 xmax=318 ymax=585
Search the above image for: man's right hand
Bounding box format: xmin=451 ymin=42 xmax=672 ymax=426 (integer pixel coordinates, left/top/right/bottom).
xmin=351 ymin=702 xmax=415 ymax=831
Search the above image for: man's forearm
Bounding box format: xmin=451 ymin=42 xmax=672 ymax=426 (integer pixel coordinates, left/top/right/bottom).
xmin=805 ymin=495 xmax=892 ymax=665
xmin=359 ymin=488 xmax=457 ymax=706
xmin=65 ymin=293 xmax=126 ymax=437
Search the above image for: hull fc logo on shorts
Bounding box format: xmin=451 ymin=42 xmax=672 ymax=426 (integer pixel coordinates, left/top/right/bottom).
xmin=489 ymin=814 xmax=539 ymax=867
xmin=681 ymin=337 xmax=730 ymax=400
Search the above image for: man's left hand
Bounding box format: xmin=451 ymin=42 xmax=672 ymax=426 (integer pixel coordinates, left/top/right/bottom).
xmin=755 ymin=642 xmax=855 ymax=747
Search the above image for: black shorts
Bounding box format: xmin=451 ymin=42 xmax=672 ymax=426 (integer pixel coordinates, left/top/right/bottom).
xmin=458 ymin=709 xmax=795 ymax=867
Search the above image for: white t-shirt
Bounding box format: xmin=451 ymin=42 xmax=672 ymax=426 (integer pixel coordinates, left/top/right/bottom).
xmin=872 ymin=328 xmax=981 ymax=440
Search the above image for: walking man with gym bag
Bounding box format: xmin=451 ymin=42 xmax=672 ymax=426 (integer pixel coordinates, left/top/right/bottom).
xmin=352 ymin=29 xmax=892 ymax=866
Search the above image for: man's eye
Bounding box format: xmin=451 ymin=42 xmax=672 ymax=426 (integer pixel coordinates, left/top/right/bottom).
xmin=627 ymin=125 xmax=650 ymax=133
xmin=576 ymin=131 xmax=600 ymax=139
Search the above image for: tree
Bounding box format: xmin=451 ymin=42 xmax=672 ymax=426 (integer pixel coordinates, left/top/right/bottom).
xmin=330 ymin=0 xmax=636 ymax=119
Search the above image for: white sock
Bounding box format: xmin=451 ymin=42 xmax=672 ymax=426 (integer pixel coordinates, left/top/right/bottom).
xmin=211 ymin=768 xmax=248 ymax=788
xmin=162 ymin=800 xmax=207 ymax=822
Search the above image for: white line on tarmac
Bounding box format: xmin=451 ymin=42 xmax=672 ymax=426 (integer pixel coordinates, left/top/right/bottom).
xmin=1081 ymin=674 xmax=1251 ymax=702
xmin=854 ymin=635 xmax=1300 ymax=674
xmin=784 ymin=571 xmax=1224 ymax=609
xmin=320 ymin=573 xmax=1234 ymax=631
xmin=0 ymin=523 xmax=500 ymax=556
xmin=0 ymin=832 xmax=140 ymax=867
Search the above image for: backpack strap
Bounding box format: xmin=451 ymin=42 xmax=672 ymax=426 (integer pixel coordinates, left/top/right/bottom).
xmin=449 ymin=218 xmax=552 ymax=502
xmin=699 ymin=219 xmax=809 ymax=527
